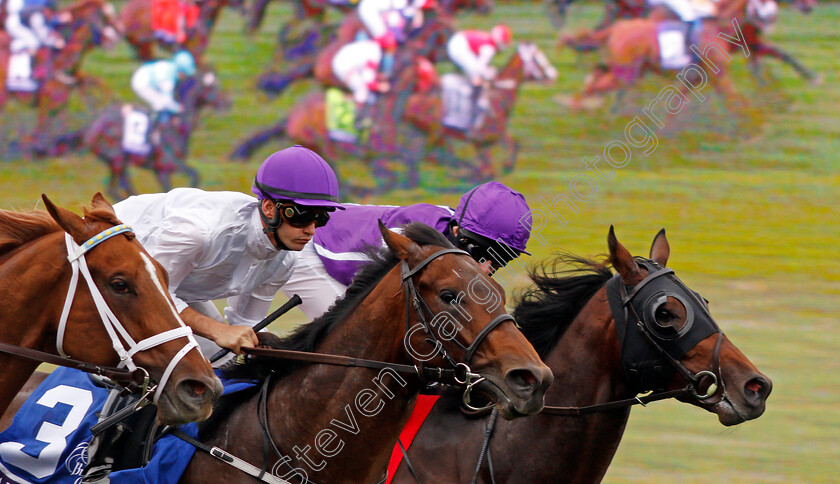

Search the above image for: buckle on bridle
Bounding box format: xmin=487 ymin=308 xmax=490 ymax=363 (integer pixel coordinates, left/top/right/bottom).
xmin=691 ymin=370 xmax=719 ymax=400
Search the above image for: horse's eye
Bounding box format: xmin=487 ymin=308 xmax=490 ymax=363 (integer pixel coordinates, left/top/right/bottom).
xmin=439 ymin=290 xmax=457 ymax=304
xmin=110 ymin=279 xmax=130 ymax=294
xmin=655 ymin=307 xmax=674 ymax=324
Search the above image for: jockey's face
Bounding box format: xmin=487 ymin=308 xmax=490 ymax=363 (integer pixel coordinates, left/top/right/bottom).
xmin=260 ymin=199 xmax=326 ymax=251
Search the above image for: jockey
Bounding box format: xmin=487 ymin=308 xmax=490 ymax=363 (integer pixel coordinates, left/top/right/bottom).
xmin=447 ymin=24 xmax=512 ymax=87
xmin=3 ymin=0 xmax=64 ymax=55
xmin=447 ymin=24 xmax=512 ymax=124
xmin=151 ymin=0 xmax=200 ymax=45
xmin=281 ymin=181 xmax=533 ymax=320
xmin=331 ymin=38 xmax=391 ymax=131
xmin=130 ymin=50 xmax=196 ymax=142
xmin=357 ymin=0 xmax=436 ymax=75
xmin=81 ymin=146 xmax=343 ymax=483
xmin=647 ymin=0 xmax=717 ymax=48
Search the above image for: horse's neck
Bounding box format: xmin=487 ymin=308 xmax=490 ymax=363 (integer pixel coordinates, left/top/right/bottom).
xmin=55 ymin=24 xmax=91 ymax=71
xmin=493 ymin=287 xmax=634 ymax=482
xmin=204 ymin=269 xmax=422 ymax=483
xmin=489 ymin=53 xmax=524 ymax=117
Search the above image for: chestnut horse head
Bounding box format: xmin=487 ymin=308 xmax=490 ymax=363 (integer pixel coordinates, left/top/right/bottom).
xmin=0 ymin=193 xmax=222 ymax=424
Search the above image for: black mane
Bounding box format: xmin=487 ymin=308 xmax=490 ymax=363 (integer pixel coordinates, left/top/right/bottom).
xmin=513 ymin=254 xmax=613 ymax=359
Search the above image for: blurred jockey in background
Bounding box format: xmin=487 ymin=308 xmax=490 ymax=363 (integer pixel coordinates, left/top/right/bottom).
xmin=331 ymin=38 xmax=390 ymax=131
xmin=357 ymin=0 xmax=436 ymax=76
xmin=447 ymin=24 xmax=512 ymax=123
xmin=647 ymin=0 xmax=717 ymax=50
xmin=151 ymin=0 xmax=199 ymax=45
xmin=130 ymin=50 xmax=196 ymax=143
xmin=3 ymin=0 xmax=65 ymax=55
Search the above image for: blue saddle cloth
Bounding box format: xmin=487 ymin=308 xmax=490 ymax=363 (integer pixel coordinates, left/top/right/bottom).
xmin=0 ymin=367 xmax=258 ymax=483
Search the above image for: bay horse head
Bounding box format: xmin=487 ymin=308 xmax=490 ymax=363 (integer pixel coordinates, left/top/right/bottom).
xmin=383 ymin=223 xmax=552 ymax=417
xmin=607 ymin=227 xmax=771 ymax=424
xmin=0 ymin=193 xmax=222 ymax=424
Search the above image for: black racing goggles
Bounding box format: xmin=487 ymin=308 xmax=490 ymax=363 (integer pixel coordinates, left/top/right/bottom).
xmin=459 ymin=229 xmax=519 ymax=270
xmin=279 ymin=203 xmax=332 ymax=228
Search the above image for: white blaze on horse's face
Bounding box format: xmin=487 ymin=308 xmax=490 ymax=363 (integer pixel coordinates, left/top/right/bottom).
xmin=140 ymin=252 xmax=189 ymax=327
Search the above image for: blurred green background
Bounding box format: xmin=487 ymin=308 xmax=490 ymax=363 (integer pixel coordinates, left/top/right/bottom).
xmin=1 ymin=1 xmax=837 ymax=482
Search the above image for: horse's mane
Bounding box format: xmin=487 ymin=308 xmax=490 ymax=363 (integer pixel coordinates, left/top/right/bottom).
xmin=0 ymin=210 xmax=60 ymax=257
xmin=512 ymin=253 xmax=613 ymax=359
xmin=220 ymin=222 xmax=454 ymax=380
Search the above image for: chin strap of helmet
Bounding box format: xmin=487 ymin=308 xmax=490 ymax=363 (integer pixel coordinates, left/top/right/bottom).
xmin=258 ymin=199 xmax=290 ymax=251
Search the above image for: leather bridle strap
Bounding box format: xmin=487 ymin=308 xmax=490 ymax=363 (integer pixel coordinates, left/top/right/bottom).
xmin=0 ymin=341 xmax=141 ymax=384
xmin=242 ymin=347 xmax=463 ymax=385
xmin=540 ymin=386 xmax=692 ymax=416
xmin=463 ymin=314 xmax=514 ymax=364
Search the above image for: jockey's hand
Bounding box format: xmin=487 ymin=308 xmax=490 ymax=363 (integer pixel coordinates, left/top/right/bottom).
xmin=214 ymin=324 xmax=259 ymax=354
xmin=377 ymin=32 xmax=397 ymax=51
xmin=166 ymin=101 xmax=184 ymax=114
xmin=376 ymin=80 xmax=391 ymax=93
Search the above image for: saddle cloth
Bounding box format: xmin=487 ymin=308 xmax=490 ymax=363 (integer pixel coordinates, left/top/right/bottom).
xmin=121 ymin=105 xmax=153 ymax=156
xmin=441 ymin=73 xmax=480 ymax=132
xmin=657 ymin=21 xmax=692 ymax=70
xmin=5 ymin=52 xmax=37 ymax=92
xmin=325 ymin=87 xmax=362 ymax=144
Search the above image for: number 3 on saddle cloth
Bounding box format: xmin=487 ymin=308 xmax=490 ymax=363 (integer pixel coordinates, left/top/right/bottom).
xmin=0 ymin=367 xmax=254 ymax=484
xmin=151 ymin=0 xmax=200 ymax=44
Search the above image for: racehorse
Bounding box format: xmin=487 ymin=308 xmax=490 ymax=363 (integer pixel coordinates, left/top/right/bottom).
xmin=257 ymin=10 xmax=453 ymax=98
xmin=390 ymin=227 xmax=772 ymax=483
xmin=562 ymin=0 xmax=820 ymax=84
xmin=403 ymin=42 xmax=558 ymax=181
xmin=2 ymin=223 xmax=552 ymax=483
xmin=233 ymin=52 xmax=448 ymax=198
xmin=80 ymin=69 xmax=230 ymax=200
xmin=562 ymin=11 xmax=750 ymax=111
xmin=0 ymin=193 xmax=222 ymax=424
xmin=0 ymin=0 xmax=121 ymax=152
xmin=118 ymin=0 xmax=245 ymax=62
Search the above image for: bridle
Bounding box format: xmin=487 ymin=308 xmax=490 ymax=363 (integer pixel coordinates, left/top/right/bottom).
xmin=400 ymin=248 xmax=515 ymax=410
xmin=58 ymin=224 xmax=199 ymax=405
xmin=178 ymin=246 xmax=519 ymax=484
xmin=610 ymin=257 xmax=723 ymax=401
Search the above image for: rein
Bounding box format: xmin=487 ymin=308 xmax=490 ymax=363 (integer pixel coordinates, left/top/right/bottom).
xmin=182 ymin=246 xmax=514 ymax=484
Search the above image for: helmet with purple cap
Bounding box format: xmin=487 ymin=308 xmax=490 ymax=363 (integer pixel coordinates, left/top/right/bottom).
xmin=452 ymin=182 xmax=532 ymax=268
xmin=252 ymin=145 xmax=343 ymax=210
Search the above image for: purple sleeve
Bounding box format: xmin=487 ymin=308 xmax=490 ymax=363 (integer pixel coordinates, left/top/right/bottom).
xmin=313 ymin=204 xmax=454 ymax=286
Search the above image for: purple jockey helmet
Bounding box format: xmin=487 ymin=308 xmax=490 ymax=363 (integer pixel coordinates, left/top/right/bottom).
xmin=454 ymin=182 xmax=532 ymax=255
xmin=252 ymin=145 xmax=344 ymax=209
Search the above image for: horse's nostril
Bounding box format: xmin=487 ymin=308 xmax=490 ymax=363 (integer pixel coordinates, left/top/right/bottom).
xmin=745 ymin=377 xmax=772 ymax=403
xmin=506 ymin=368 xmax=538 ymax=394
xmin=186 ymin=380 xmax=207 ymax=397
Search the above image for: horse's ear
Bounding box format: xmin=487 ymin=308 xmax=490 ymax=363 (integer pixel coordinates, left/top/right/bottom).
xmin=42 ymin=194 xmax=86 ymax=241
xmin=608 ymin=225 xmax=643 ymax=285
xmin=89 ymin=192 xmax=117 ymax=216
xmin=379 ymin=221 xmax=421 ymax=261
xmin=649 ymin=228 xmax=670 ymax=267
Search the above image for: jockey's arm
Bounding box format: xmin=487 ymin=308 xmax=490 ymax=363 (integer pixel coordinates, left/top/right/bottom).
xmin=358 ymin=0 xmax=388 ymax=40
xmin=475 ymin=44 xmax=497 ymax=80
xmin=179 ymin=307 xmax=258 ymax=355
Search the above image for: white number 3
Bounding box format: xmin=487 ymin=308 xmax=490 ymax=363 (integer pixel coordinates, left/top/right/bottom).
xmin=0 ymin=385 xmax=93 ymax=479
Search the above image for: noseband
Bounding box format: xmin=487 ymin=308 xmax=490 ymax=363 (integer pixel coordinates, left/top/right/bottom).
xmin=59 ymin=224 xmax=199 ymax=405
xmin=401 ymin=248 xmax=515 ymax=410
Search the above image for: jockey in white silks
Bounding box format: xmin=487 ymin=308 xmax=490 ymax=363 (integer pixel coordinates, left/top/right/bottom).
xmin=357 ymin=0 xmax=435 ymax=75
xmin=4 ymin=0 xmax=64 ymax=54
xmin=446 ymin=25 xmax=512 ymax=126
xmin=331 ymin=39 xmax=390 ymax=130
xmin=647 ymin=0 xmax=718 ymax=50
xmin=130 ymin=50 xmax=196 ymax=116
